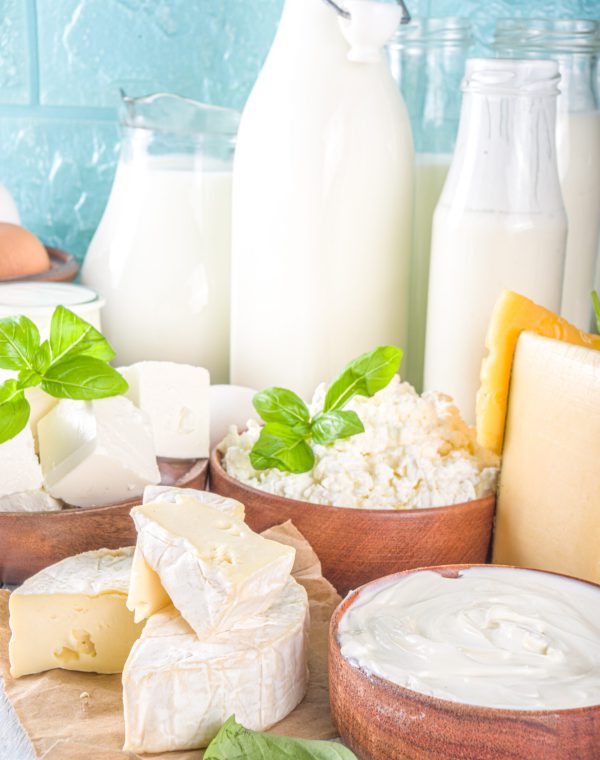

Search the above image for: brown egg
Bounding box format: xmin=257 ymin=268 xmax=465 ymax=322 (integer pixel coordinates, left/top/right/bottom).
xmin=0 ymin=223 xmax=51 ymax=280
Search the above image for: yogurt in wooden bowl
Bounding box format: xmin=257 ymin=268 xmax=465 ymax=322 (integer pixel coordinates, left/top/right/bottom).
xmin=329 ymin=565 xmax=600 ymax=760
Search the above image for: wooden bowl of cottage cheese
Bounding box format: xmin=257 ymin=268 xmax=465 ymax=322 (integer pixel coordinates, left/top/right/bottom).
xmin=210 ymin=377 xmax=498 ymax=595
xmin=329 ymin=565 xmax=600 ymax=760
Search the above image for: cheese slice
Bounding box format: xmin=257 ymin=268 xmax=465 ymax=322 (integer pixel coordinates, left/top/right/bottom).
xmin=493 ymin=333 xmax=600 ymax=583
xmin=9 ymin=547 xmax=144 ymax=677
xmin=128 ymin=497 xmax=295 ymax=636
xmin=476 ymin=290 xmax=600 ymax=455
xmin=122 ymin=576 xmax=309 ymax=753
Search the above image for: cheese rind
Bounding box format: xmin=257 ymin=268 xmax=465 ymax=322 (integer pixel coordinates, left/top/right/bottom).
xmin=122 ymin=577 xmax=309 ymax=753
xmin=9 ymin=547 xmax=144 ymax=677
xmin=476 ymin=290 xmax=600 ymax=455
xmin=129 ymin=497 xmax=295 ymax=636
xmin=142 ymin=485 xmax=245 ymax=520
xmin=493 ymin=333 xmax=600 ymax=584
xmin=120 ymin=361 xmax=210 ymax=458
xmin=38 ymin=396 xmax=160 ymax=507
xmin=0 ymin=427 xmax=43 ymax=498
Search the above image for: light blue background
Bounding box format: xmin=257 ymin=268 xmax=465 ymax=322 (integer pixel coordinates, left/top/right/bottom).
xmin=0 ymin=0 xmax=598 ymax=261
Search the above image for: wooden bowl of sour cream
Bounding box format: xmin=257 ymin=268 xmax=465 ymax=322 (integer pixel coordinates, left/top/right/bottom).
xmin=329 ymin=565 xmax=600 ymax=760
xmin=209 ymin=449 xmax=495 ymax=596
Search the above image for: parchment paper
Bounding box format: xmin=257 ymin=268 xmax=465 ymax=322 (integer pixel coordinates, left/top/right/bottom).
xmin=0 ymin=521 xmax=341 ymax=760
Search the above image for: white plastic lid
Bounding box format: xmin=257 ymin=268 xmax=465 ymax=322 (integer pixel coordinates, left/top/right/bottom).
xmin=0 ymin=282 xmax=100 ymax=310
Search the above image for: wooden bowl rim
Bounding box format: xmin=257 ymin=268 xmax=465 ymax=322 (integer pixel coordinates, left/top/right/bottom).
xmin=330 ymin=562 xmax=600 ymax=717
xmin=0 ymin=456 xmax=207 ymax=518
xmin=0 ymin=246 xmax=79 ymax=284
xmin=211 ymin=447 xmax=496 ymax=518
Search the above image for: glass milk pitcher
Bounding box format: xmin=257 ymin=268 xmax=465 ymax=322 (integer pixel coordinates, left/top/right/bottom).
xmin=82 ymin=92 xmax=240 ymax=382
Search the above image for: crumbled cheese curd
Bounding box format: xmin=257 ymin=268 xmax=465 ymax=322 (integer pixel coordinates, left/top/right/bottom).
xmin=218 ymin=377 xmax=499 ymax=510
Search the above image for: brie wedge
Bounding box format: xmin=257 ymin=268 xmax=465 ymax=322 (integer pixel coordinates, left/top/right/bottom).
xmin=123 ymin=577 xmax=309 ymax=752
xmin=142 ymin=485 xmax=245 ymax=520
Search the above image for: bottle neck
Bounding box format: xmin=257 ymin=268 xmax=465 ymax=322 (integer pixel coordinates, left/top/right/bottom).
xmin=555 ymin=52 xmax=598 ymax=111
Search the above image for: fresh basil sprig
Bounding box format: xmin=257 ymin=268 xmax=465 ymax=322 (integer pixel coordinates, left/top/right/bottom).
xmin=204 ymin=716 xmax=358 ymax=759
xmin=249 ymin=346 xmax=402 ymax=474
xmin=0 ymin=306 xmax=127 ymax=444
xmin=593 ymin=291 xmax=600 ymax=334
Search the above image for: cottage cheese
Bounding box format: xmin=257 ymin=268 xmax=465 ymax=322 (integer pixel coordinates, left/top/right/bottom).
xmin=219 ymin=377 xmax=498 ymax=510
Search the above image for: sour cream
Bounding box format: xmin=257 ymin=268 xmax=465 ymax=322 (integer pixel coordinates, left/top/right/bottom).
xmin=338 ymin=567 xmax=600 ymax=710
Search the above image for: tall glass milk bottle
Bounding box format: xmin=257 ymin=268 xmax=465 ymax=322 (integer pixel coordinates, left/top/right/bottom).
xmin=494 ymin=20 xmax=600 ymax=331
xmin=424 ymin=59 xmax=567 ymax=422
xmin=230 ymin=0 xmax=414 ymax=400
xmin=387 ymin=18 xmax=473 ymax=391
xmin=82 ymin=93 xmax=239 ymax=382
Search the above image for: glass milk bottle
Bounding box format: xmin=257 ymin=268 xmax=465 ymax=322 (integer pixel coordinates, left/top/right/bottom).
xmin=494 ymin=20 xmax=600 ymax=331
xmin=387 ymin=18 xmax=473 ymax=391
xmin=82 ymin=93 xmax=239 ymax=382
xmin=424 ymin=59 xmax=567 ymax=422
xmin=230 ymin=0 xmax=414 ymax=400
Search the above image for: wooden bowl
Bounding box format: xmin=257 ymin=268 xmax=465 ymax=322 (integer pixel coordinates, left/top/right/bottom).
xmin=209 ymin=449 xmax=495 ymax=595
xmin=0 ymin=247 xmax=79 ymax=283
xmin=0 ymin=457 xmax=208 ymax=585
xmin=329 ymin=565 xmax=600 ymax=760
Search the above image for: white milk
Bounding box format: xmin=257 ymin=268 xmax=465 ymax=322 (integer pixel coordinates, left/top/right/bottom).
xmin=558 ymin=110 xmax=600 ymax=329
xmin=406 ymin=155 xmax=450 ymax=392
xmin=230 ymin=0 xmax=413 ymax=400
xmin=83 ymin=162 xmax=232 ymax=381
xmin=425 ymin=206 xmax=565 ymax=421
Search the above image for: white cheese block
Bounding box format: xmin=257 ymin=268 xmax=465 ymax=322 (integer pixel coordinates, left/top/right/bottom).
xmin=142 ymin=485 xmax=245 ymax=520
xmin=0 ymin=427 xmax=43 ymax=498
xmin=37 ymin=396 xmax=160 ymax=508
xmin=128 ymin=496 xmax=295 ymax=636
xmin=123 ymin=576 xmax=309 ymax=753
xmin=120 ymin=361 xmax=209 ymax=458
xmin=25 ymin=386 xmax=58 ymax=452
xmin=493 ymin=333 xmax=600 ymax=584
xmin=9 ymin=547 xmax=144 ymax=677
xmin=0 ymin=488 xmax=61 ymax=512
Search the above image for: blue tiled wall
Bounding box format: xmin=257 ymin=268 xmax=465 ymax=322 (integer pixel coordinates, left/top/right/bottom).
xmin=0 ymin=0 xmax=597 ymax=262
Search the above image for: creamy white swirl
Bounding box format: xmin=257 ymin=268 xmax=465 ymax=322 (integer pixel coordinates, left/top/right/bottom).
xmin=338 ymin=567 xmax=600 ymax=710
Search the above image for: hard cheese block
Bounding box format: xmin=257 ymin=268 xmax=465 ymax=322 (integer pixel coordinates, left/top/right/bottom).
xmin=476 ymin=290 xmax=600 ymax=455
xmin=493 ymin=332 xmax=600 ymax=583
xmin=38 ymin=396 xmax=160 ymax=507
xmin=128 ymin=496 xmax=295 ymax=636
xmin=120 ymin=361 xmax=210 ymax=458
xmin=9 ymin=547 xmax=144 ymax=677
xmin=122 ymin=577 xmax=309 ymax=753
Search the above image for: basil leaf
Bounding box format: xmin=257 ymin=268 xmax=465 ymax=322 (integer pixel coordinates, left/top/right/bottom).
xmin=33 ymin=341 xmax=52 ymax=375
xmin=0 ymin=380 xmax=30 ymax=444
xmin=253 ymin=387 xmax=310 ymax=427
xmin=0 ymin=315 xmax=40 ymax=371
xmin=311 ymin=410 xmax=364 ymax=446
xmin=250 ymin=422 xmax=315 ymax=473
xmin=593 ymin=291 xmax=600 ymax=334
xmin=18 ymin=368 xmax=42 ymax=388
xmin=204 ymin=716 xmax=358 ymax=760
xmin=324 ymin=345 xmax=402 ymax=412
xmin=49 ymin=305 xmax=115 ymax=364
xmin=41 ymin=356 xmax=128 ymax=400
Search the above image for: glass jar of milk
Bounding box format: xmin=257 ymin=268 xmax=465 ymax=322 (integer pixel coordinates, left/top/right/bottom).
xmin=387 ymin=18 xmax=473 ymax=391
xmin=424 ymin=59 xmax=567 ymax=423
xmin=494 ymin=20 xmax=600 ymax=332
xmin=82 ymin=93 xmax=240 ymax=382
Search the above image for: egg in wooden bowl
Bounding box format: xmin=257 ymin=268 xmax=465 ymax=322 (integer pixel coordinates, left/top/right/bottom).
xmin=0 ymin=223 xmax=51 ymax=279
xmin=329 ymin=564 xmax=600 ymax=760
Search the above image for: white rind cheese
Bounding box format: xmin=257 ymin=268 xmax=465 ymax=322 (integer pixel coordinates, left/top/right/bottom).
xmin=0 ymin=427 xmax=43 ymax=498
xmin=0 ymin=488 xmax=61 ymax=512
xmin=129 ymin=496 xmax=295 ymax=636
xmin=37 ymin=396 xmax=160 ymax=508
xmin=142 ymin=485 xmax=245 ymax=520
xmin=122 ymin=577 xmax=309 ymax=753
xmin=9 ymin=547 xmax=144 ymax=677
xmin=120 ymin=361 xmax=210 ymax=458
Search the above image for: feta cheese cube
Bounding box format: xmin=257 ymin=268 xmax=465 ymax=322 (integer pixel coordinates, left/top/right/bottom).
xmin=0 ymin=489 xmax=61 ymax=512
xmin=120 ymin=361 xmax=209 ymax=459
xmin=0 ymin=427 xmax=43 ymax=498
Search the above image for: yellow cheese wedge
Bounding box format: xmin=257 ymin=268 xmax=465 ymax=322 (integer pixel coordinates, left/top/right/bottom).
xmin=127 ymin=544 xmax=171 ymax=624
xmin=476 ymin=290 xmax=600 ymax=455
xmin=493 ymin=332 xmax=600 ymax=583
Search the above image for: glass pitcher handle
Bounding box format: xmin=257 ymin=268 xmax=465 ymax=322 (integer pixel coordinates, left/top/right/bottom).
xmin=322 ymin=0 xmax=411 ymax=24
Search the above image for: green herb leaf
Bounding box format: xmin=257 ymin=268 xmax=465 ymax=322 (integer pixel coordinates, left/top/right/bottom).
xmin=49 ymin=305 xmax=115 ymax=364
xmin=324 ymin=346 xmax=402 ymax=412
xmin=250 ymin=422 xmax=315 ymax=474
xmin=0 ymin=315 xmax=40 ymax=371
xmin=41 ymin=356 xmax=128 ymax=400
xmin=32 ymin=341 xmax=52 ymax=375
xmin=18 ymin=368 xmax=41 ymax=388
xmin=204 ymin=716 xmax=358 ymax=760
xmin=0 ymin=380 xmax=30 ymax=444
xmin=311 ymin=409 xmax=365 ymax=446
xmin=593 ymin=291 xmax=600 ymax=334
xmin=253 ymin=387 xmax=310 ymax=427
